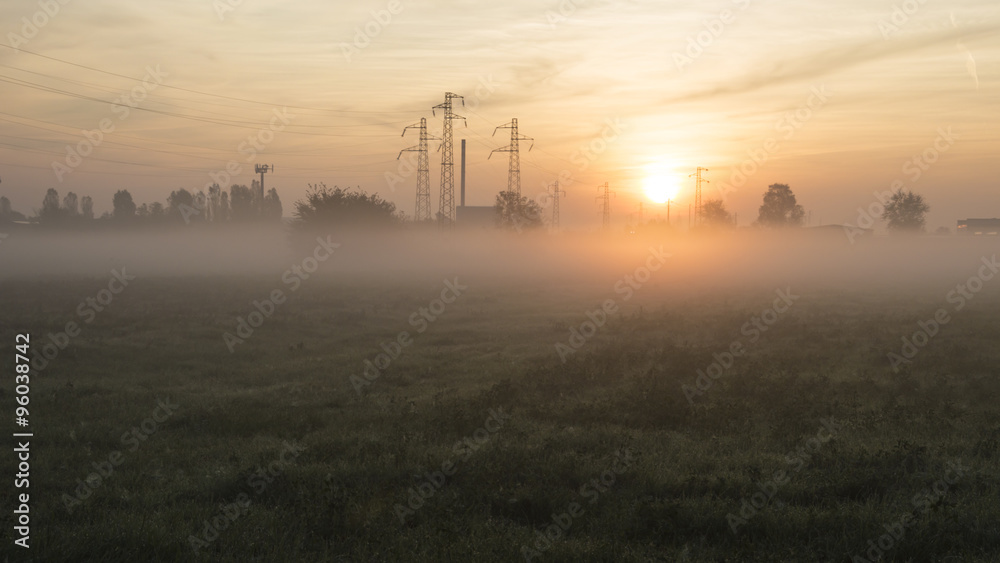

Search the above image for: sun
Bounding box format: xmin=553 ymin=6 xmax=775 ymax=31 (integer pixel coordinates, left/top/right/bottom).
xmin=642 ymin=164 xmax=680 ymax=204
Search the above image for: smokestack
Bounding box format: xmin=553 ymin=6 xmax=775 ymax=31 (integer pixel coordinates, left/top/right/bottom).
xmin=460 ymin=139 xmax=466 ymax=207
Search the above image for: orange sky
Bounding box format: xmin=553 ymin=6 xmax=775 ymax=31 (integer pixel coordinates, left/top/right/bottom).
xmin=1 ymin=0 xmax=999 ymax=230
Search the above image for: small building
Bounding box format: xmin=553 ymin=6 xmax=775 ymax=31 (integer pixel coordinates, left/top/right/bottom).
xmin=957 ymin=218 xmax=1000 ymax=235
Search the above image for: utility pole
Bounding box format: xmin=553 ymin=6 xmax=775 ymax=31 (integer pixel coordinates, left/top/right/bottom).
xmin=549 ymin=180 xmax=566 ymax=231
xmin=399 ymin=117 xmax=439 ymax=222
xmin=254 ymin=164 xmax=272 ymax=217
xmin=432 ymin=92 xmax=465 ymax=227
xmin=596 ymin=182 xmax=615 ymax=230
xmin=689 ymin=167 xmax=709 ymax=226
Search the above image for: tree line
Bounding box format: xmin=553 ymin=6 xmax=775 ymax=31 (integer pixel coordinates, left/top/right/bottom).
xmin=0 ymin=182 xmax=282 ymax=227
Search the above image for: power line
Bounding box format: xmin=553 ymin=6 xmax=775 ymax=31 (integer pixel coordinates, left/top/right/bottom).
xmin=0 ymin=43 xmax=421 ymax=116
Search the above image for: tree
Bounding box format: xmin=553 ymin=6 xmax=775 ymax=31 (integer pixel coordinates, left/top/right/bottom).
xmin=218 ymin=192 xmax=230 ymax=222
xmin=494 ymin=190 xmax=544 ymax=231
xmin=755 ymin=183 xmax=804 ymax=227
xmin=112 ymin=189 xmax=136 ymax=219
xmin=150 ymin=202 xmax=165 ymax=218
xmin=229 ymin=184 xmax=255 ymax=222
xmin=263 ymin=188 xmax=282 ymax=221
xmin=81 ymin=196 xmax=94 ymax=220
xmin=881 ymin=188 xmax=929 ymax=233
xmin=292 ymin=183 xmax=401 ymax=231
xmin=701 ymin=198 xmax=733 ymax=227
xmin=62 ymin=191 xmax=79 ymax=216
xmin=1 ymin=196 xmax=27 ymax=223
xmin=167 ymin=188 xmax=195 ymax=222
xmin=39 ymin=188 xmax=62 ymax=221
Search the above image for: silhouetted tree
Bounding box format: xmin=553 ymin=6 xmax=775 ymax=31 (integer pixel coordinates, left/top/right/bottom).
xmin=218 ymin=191 xmax=230 ymax=222
xmin=167 ymin=188 xmax=195 ymax=222
xmin=136 ymin=203 xmax=150 ymax=218
xmin=755 ymin=183 xmax=804 ymax=227
xmin=39 ymin=188 xmax=62 ymax=221
xmin=263 ymin=188 xmax=283 ymax=220
xmin=494 ymin=190 xmax=543 ymax=231
xmin=882 ymin=188 xmax=929 ymax=233
xmin=62 ymin=192 xmax=79 ymax=216
xmin=150 ymin=202 xmax=165 ymax=218
xmin=207 ymin=184 xmax=224 ymax=222
xmin=112 ymin=189 xmax=136 ymax=220
xmin=81 ymin=196 xmax=94 ymax=220
xmin=293 ymin=183 xmax=401 ymax=231
xmin=701 ymin=198 xmax=733 ymax=227
xmin=1 ymin=197 xmax=27 ymax=223
xmin=229 ymin=184 xmax=255 ymax=221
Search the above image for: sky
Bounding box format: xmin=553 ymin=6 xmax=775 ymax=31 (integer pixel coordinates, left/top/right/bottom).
xmin=1 ymin=0 xmax=998 ymax=230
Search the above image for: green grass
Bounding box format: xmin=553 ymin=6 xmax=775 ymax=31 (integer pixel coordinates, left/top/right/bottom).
xmin=1 ymin=274 xmax=999 ymax=562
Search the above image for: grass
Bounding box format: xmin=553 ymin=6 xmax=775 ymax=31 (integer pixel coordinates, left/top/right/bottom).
xmin=1 ymin=271 xmax=999 ymax=562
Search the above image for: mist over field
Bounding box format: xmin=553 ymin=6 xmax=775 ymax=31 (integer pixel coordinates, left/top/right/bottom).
xmin=2 ymin=227 xmax=996 ymax=294
xmin=3 ymin=0 xmax=1000 ymax=560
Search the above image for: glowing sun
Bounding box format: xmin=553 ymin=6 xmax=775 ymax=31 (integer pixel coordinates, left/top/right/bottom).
xmin=642 ymin=164 xmax=680 ymax=204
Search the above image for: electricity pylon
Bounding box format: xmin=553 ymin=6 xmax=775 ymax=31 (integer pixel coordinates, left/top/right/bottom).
xmin=489 ymin=118 xmax=534 ymax=199
xmin=399 ymin=117 xmax=439 ymax=222
xmin=549 ymin=180 xmax=566 ymax=231
xmin=690 ymin=167 xmax=709 ymax=226
xmin=597 ymin=182 xmax=615 ymax=230
xmin=432 ymin=92 xmax=466 ymax=227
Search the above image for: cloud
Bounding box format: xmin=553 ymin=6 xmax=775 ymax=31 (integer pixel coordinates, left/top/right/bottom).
xmin=661 ymin=22 xmax=1000 ymax=105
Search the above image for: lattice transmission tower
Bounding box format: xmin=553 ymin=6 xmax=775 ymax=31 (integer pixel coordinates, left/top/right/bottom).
xmin=432 ymin=93 xmax=466 ymax=227
xmin=549 ymin=180 xmax=566 ymax=231
xmin=597 ymin=182 xmax=615 ymax=230
xmin=690 ymin=167 xmax=709 ymax=226
xmin=489 ymin=118 xmax=533 ymax=199
xmin=398 ymin=117 xmax=439 ymax=222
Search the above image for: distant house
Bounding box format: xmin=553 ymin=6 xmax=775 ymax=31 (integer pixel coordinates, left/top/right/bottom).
xmin=957 ymin=218 xmax=1000 ymax=235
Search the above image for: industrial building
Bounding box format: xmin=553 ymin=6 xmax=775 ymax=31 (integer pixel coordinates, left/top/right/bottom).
xmin=957 ymin=218 xmax=1000 ymax=235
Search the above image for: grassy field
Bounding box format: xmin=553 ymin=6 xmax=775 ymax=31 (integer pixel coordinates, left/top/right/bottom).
xmin=2 ymin=243 xmax=1000 ymax=562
